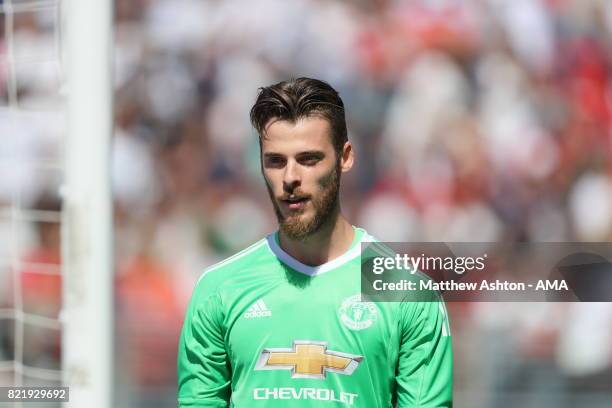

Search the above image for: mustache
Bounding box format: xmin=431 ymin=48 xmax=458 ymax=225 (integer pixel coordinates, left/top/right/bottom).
xmin=279 ymin=192 xmax=311 ymax=201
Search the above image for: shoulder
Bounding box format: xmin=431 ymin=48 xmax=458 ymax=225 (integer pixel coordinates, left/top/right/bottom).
xmin=358 ymin=228 xmax=401 ymax=267
xmin=195 ymin=236 xmax=271 ymax=291
xmin=193 ymin=236 xmax=274 ymax=304
xmin=186 ymin=236 xmax=272 ymax=315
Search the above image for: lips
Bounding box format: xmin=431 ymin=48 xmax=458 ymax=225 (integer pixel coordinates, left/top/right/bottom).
xmin=281 ymin=195 xmax=310 ymax=210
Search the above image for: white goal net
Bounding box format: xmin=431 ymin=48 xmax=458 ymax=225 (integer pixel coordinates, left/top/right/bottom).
xmin=0 ymin=0 xmax=112 ymax=406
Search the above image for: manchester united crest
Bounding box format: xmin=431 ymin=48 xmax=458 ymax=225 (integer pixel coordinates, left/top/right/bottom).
xmin=338 ymin=294 xmax=378 ymax=331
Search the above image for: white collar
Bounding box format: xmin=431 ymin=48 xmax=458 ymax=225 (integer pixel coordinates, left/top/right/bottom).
xmin=266 ymin=229 xmax=368 ymax=276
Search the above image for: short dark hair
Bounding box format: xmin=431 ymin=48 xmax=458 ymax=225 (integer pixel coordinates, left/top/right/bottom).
xmin=250 ymin=77 xmax=348 ymax=154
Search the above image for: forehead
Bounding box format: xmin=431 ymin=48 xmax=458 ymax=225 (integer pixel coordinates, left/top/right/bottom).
xmin=261 ymin=116 xmax=334 ymax=153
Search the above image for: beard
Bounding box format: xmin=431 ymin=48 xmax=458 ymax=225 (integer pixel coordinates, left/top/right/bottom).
xmin=265 ymin=162 xmax=340 ymax=241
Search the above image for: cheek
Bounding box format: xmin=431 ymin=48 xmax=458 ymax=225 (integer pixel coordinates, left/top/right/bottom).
xmin=262 ymin=171 xmax=281 ymax=191
xmin=315 ymin=166 xmax=338 ymax=188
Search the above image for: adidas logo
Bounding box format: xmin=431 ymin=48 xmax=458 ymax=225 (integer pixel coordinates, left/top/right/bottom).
xmin=244 ymin=299 xmax=272 ymax=318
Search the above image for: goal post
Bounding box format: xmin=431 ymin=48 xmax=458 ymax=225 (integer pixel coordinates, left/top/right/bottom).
xmin=61 ymin=0 xmax=113 ymax=406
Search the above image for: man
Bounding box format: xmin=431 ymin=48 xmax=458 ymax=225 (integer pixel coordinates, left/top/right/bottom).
xmin=177 ymin=78 xmax=453 ymax=407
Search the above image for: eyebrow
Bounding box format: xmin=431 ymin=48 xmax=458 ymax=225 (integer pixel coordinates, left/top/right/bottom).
xmin=295 ymin=151 xmax=325 ymax=159
xmin=263 ymin=151 xmax=326 ymax=158
xmin=263 ymin=152 xmax=285 ymax=159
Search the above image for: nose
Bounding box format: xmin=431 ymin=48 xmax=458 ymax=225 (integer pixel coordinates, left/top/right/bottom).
xmin=282 ymin=160 xmax=301 ymax=193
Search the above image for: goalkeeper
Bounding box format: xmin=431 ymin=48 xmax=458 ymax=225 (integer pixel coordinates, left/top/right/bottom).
xmin=177 ymin=77 xmax=453 ymax=407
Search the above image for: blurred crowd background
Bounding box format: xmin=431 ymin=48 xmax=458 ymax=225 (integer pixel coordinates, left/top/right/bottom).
xmin=1 ymin=0 xmax=612 ymax=406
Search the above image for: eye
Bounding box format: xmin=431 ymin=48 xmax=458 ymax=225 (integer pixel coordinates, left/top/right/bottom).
xmin=264 ymin=155 xmax=286 ymax=168
xmin=298 ymin=154 xmax=323 ymax=166
xmin=300 ymin=158 xmax=318 ymax=166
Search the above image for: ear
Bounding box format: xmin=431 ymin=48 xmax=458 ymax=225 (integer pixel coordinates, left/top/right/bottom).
xmin=339 ymin=141 xmax=354 ymax=173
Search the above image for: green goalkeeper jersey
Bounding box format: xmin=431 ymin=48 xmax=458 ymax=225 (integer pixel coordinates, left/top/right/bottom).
xmin=178 ymin=227 xmax=453 ymax=407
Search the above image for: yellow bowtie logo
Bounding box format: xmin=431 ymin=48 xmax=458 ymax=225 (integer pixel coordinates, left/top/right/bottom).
xmin=255 ymin=340 xmax=363 ymax=379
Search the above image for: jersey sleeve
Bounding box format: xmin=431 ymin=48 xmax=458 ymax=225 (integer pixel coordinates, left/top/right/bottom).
xmin=396 ymin=297 xmax=453 ymax=407
xmin=177 ymin=285 xmax=231 ymax=408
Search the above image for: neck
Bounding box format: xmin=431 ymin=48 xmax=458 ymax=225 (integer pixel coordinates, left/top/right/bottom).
xmin=278 ymin=209 xmax=355 ymax=266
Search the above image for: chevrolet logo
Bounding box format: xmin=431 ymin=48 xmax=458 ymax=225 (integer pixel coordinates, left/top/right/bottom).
xmin=255 ymin=340 xmax=363 ymax=379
